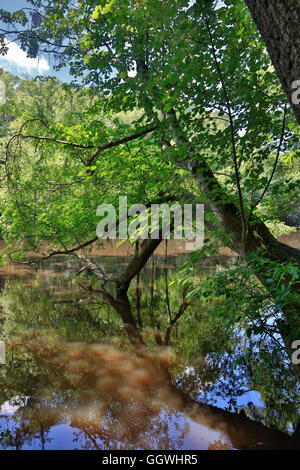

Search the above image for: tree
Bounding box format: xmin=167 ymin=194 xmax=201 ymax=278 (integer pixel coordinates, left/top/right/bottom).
xmin=245 ymin=0 xmax=300 ymax=125
xmin=0 ymin=0 xmax=299 ymax=378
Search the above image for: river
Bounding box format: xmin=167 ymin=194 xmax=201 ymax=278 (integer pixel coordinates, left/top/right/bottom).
xmin=0 ymin=231 xmax=299 ymax=450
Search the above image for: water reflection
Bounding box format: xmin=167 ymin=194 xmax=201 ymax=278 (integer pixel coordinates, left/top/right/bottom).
xmin=1 ymin=331 xmax=185 ymax=450
xmin=0 ymin=329 xmax=229 ymax=450
xmin=0 ymin=237 xmax=299 ymax=450
xmin=1 ymin=330 xmax=298 ymax=450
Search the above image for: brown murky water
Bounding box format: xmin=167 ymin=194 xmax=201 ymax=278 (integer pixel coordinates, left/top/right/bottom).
xmin=0 ymin=232 xmax=299 ymax=450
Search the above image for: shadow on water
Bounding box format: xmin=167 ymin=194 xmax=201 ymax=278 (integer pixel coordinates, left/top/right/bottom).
xmin=0 ymin=233 xmax=299 ymax=450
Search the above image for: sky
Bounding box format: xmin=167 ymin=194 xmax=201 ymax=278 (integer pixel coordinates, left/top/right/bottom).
xmin=0 ymin=0 xmax=71 ymax=82
xmin=0 ymin=0 xmax=223 ymax=83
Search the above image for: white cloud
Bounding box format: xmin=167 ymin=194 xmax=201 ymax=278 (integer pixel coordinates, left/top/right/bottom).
xmin=0 ymin=39 xmax=50 ymax=76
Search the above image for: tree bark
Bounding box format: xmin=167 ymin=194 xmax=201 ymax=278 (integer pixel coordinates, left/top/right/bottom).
xmin=245 ymin=0 xmax=300 ymax=125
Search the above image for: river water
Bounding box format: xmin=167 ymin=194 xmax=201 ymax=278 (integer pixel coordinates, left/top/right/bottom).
xmin=0 ymin=232 xmax=299 ymax=450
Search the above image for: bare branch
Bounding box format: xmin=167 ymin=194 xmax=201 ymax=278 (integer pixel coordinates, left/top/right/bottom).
xmin=17 ymin=134 xmax=95 ymax=149
xmin=20 ymin=236 xmax=99 ymax=265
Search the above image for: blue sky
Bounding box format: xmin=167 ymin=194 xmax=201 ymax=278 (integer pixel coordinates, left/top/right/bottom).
xmin=0 ymin=0 xmax=71 ymax=82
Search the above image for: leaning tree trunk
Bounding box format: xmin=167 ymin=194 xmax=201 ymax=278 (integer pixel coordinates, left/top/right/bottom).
xmin=245 ymin=0 xmax=300 ymax=126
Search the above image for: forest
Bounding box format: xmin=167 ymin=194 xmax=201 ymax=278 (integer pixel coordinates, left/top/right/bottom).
xmin=0 ymin=0 xmax=299 ymax=452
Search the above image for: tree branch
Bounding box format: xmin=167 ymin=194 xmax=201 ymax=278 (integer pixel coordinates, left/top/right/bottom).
xmin=17 ymin=134 xmax=95 ymax=149
xmin=86 ymin=125 xmax=158 ymax=166
xmin=250 ymin=104 xmax=287 ymax=213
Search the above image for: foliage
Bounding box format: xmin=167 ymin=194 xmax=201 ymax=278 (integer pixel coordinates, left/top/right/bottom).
xmin=179 ymin=248 xmax=300 ymax=345
xmin=0 ymin=0 xmax=299 ymax=430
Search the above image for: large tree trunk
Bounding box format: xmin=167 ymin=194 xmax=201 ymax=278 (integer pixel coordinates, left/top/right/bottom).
xmin=245 ymin=0 xmax=300 ymax=125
